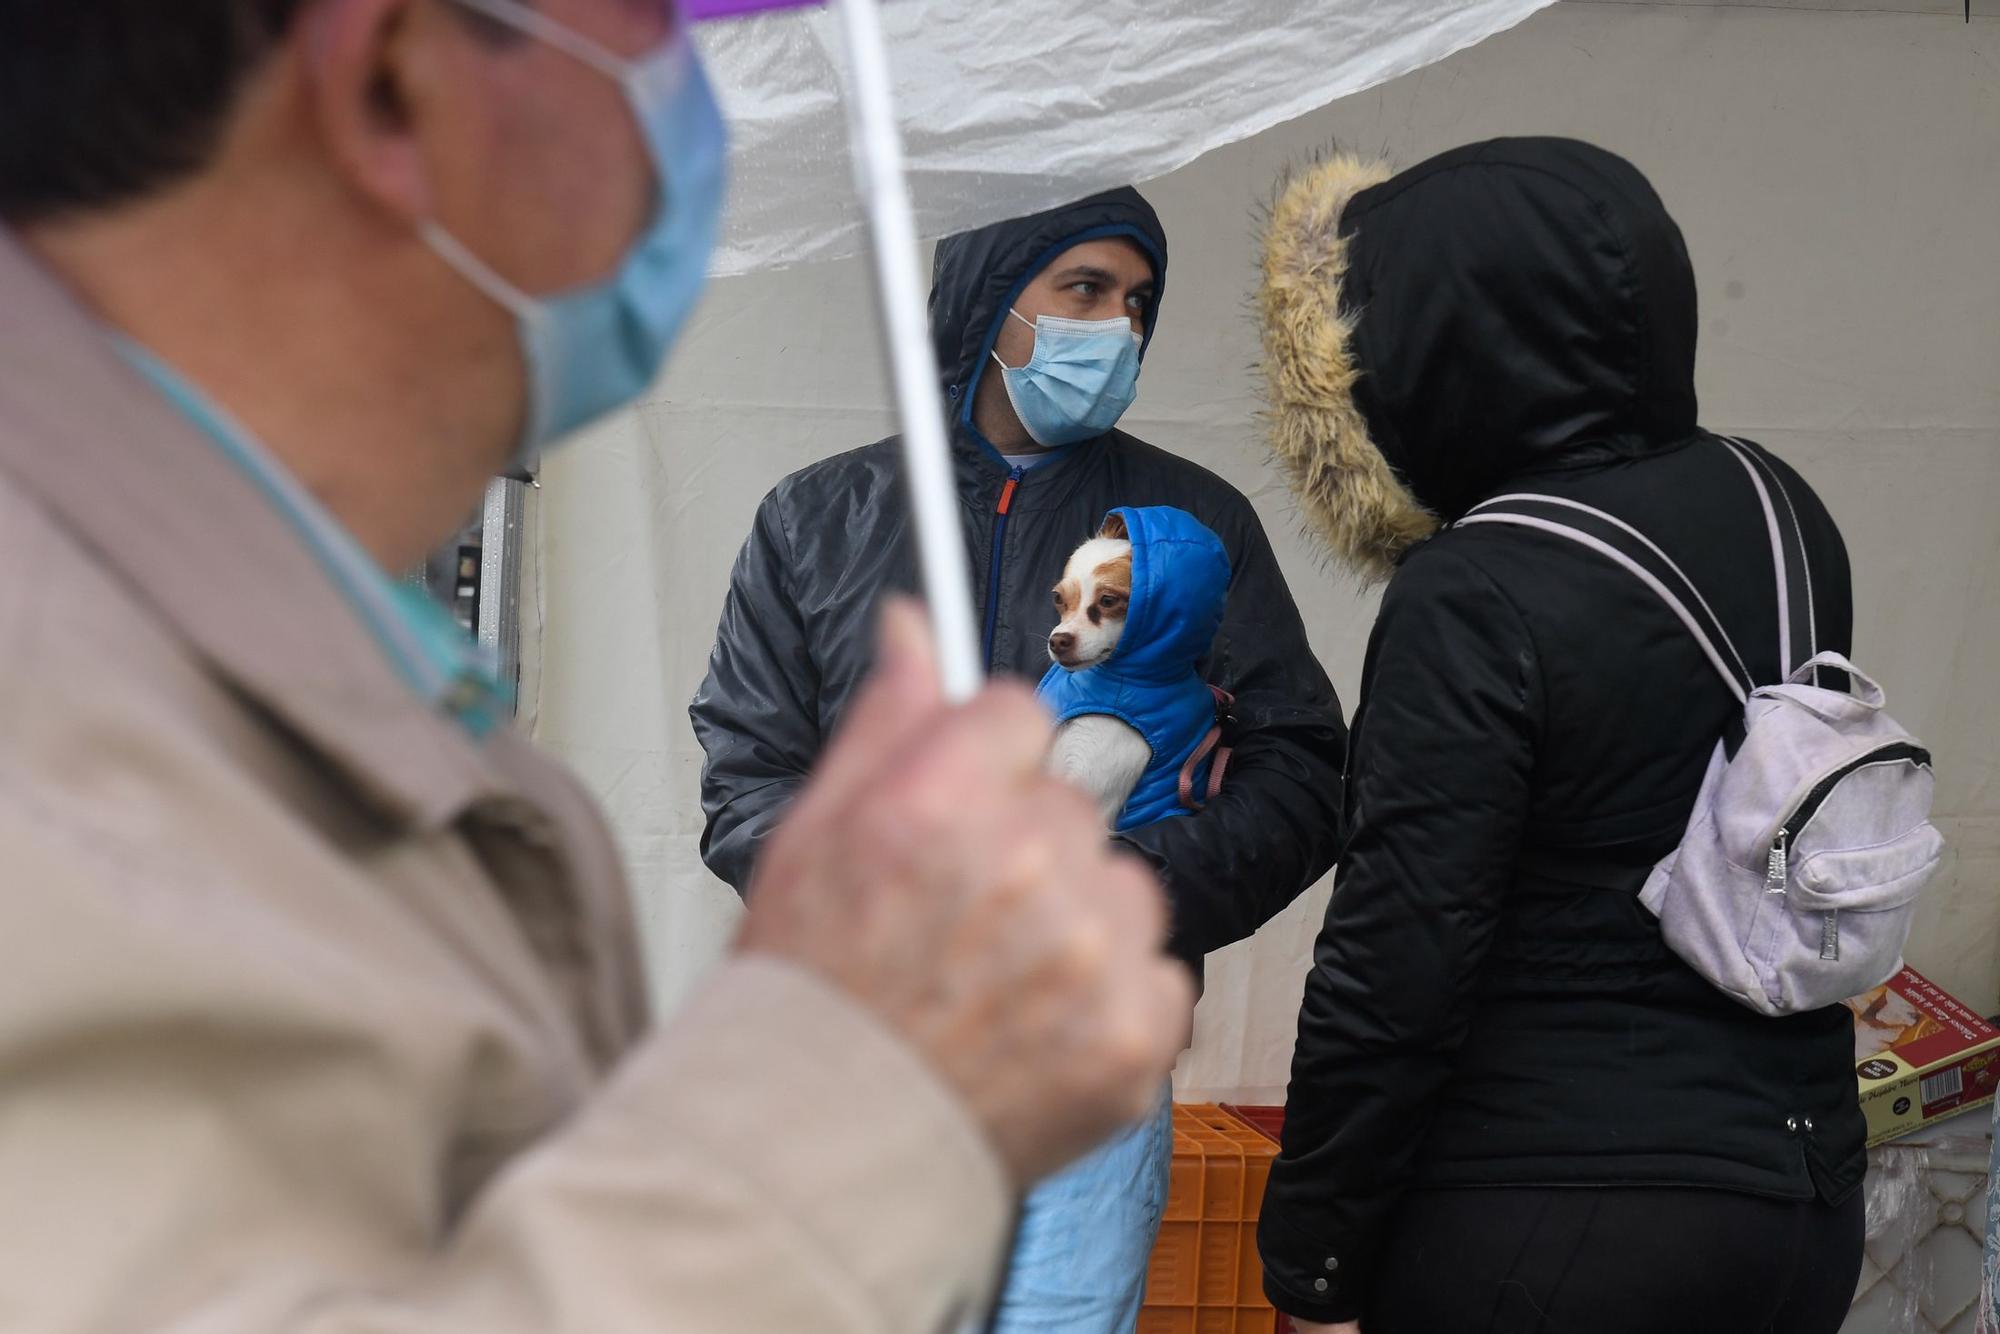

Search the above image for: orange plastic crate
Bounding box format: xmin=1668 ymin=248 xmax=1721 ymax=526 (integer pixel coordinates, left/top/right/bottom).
xmin=1137 ymin=1104 xmax=1288 ymax=1334
xmin=1220 ymin=1103 xmax=1285 ymax=1144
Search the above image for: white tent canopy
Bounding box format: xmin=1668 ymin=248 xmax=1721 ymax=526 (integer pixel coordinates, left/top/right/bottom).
xmin=697 ymin=0 xmax=1554 ymax=274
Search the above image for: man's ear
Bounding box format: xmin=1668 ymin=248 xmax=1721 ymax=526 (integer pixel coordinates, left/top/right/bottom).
xmin=302 ymin=0 xmax=442 ymax=224
xmin=1098 ymin=512 xmax=1128 ymax=541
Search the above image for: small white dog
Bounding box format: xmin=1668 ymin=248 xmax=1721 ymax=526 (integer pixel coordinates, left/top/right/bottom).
xmin=1042 ymin=514 xmax=1153 ymax=824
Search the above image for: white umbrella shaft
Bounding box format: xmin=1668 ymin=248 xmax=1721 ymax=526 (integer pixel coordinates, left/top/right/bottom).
xmin=832 ymin=0 xmax=984 ymax=704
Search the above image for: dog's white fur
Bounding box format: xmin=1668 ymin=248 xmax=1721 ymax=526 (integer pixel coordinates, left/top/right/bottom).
xmin=1044 ymin=530 xmax=1152 ymax=825
xmin=1048 ymin=714 xmax=1152 ymax=826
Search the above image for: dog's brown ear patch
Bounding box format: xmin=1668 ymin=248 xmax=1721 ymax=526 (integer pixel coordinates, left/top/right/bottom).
xmin=1098 ymin=512 xmax=1128 ymax=542
xmin=1090 ymin=556 xmax=1132 ymax=604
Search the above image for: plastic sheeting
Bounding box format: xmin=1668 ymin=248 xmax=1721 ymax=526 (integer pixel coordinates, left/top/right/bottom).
xmin=696 ymin=0 xmax=1555 ymax=274
xmin=1986 ymin=1095 xmax=2000 ymax=1334
xmin=1851 ymin=1107 xmax=1998 ymax=1334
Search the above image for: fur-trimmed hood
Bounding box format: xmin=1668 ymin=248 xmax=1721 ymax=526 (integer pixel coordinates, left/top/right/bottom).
xmin=1259 ymin=138 xmax=1701 ymax=581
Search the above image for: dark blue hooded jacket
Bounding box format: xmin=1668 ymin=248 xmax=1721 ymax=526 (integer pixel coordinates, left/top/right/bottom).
xmin=1035 ymin=506 xmax=1231 ymax=831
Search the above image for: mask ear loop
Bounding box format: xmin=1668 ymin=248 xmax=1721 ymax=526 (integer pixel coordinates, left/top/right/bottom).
xmin=419 ymin=0 xmax=644 ymax=322
xmin=990 ymin=308 xmax=1041 ymax=372
xmin=418 ymin=223 xmax=540 ymax=323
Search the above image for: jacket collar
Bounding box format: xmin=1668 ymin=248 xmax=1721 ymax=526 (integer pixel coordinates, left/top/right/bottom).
xmin=0 ymin=229 xmax=506 ymax=831
xmin=949 ymin=420 xmax=1126 ymax=516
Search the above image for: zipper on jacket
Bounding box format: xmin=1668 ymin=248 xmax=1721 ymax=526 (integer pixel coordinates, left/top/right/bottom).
xmin=1763 ymin=742 xmax=1933 ymax=894
xmin=981 ymin=468 xmax=1024 ymax=670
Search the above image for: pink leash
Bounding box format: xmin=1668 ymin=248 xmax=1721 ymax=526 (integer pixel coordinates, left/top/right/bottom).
xmin=1179 ymin=685 xmax=1235 ymax=812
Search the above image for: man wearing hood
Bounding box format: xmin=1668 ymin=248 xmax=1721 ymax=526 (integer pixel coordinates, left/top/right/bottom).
xmin=1254 ymin=139 xmax=1866 ymax=1334
xmin=693 ymin=188 xmax=1348 ymax=1328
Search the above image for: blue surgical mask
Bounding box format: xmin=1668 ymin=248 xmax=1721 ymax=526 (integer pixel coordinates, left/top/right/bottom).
xmin=423 ymin=0 xmax=727 ymax=465
xmin=991 ymin=309 xmax=1144 ymax=448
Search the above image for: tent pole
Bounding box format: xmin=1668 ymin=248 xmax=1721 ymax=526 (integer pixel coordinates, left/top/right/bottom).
xmin=831 ymin=0 xmax=985 ymax=704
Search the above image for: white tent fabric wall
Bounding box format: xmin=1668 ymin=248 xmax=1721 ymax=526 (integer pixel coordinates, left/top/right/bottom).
xmin=531 ymin=2 xmax=2000 ymax=1110
xmin=696 ymin=0 xmax=1556 ymax=274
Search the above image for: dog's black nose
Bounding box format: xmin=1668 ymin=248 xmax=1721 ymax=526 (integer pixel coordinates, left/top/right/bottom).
xmin=1049 ymin=631 xmax=1076 ymax=657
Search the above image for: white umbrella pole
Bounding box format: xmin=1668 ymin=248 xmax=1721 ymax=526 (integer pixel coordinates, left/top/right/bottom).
xmin=829 ymin=15 xmax=1027 ymax=1326
xmin=831 ymin=0 xmax=984 ymax=704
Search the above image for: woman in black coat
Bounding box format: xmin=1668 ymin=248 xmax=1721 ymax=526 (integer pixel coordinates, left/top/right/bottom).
xmin=1254 ymin=138 xmax=1867 ymax=1334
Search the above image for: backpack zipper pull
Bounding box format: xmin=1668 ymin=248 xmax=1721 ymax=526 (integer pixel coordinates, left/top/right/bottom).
xmin=1765 ymin=829 xmax=1790 ymax=894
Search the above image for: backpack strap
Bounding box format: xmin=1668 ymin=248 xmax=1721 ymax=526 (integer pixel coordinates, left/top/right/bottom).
xmin=1719 ymin=437 xmax=1819 ymax=681
xmin=1459 ymin=497 xmax=1754 ymax=705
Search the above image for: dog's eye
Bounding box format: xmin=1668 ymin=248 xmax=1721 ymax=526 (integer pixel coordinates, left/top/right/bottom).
xmin=1051 ymin=590 xmax=1063 ymax=608
xmin=1099 ymin=593 xmax=1123 ymax=610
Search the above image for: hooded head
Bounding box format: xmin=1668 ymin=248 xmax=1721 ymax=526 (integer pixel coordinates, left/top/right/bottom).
xmin=930 ymin=188 xmax=1168 ymax=454
xmin=1073 ymin=505 xmax=1229 ymax=683
xmin=1259 ymin=137 xmax=1701 ymax=581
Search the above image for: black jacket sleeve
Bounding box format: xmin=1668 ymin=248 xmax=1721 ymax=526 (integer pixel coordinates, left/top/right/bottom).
xmin=1257 ymin=546 xmax=1541 ymax=1324
xmin=1116 ymin=501 xmax=1348 ymax=964
xmin=689 ymin=490 xmax=819 ymax=896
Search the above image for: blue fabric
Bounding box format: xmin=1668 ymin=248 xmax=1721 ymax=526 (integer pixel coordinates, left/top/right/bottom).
xmin=1035 ymin=505 xmax=1231 ymax=830
xmin=116 ymin=339 xmax=510 ymax=737
xmin=1001 ymin=511 xmax=1221 ymax=1330
xmin=992 ymin=1092 xmax=1174 ymax=1334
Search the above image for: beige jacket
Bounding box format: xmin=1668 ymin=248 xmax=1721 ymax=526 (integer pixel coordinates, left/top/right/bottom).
xmin=0 ymin=233 xmax=1008 ymax=1333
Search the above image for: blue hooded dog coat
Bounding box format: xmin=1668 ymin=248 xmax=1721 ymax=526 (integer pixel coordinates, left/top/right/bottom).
xmin=1035 ymin=506 xmax=1231 ymax=831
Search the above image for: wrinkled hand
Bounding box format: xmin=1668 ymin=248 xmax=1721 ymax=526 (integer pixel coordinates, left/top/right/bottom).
xmin=738 ymin=599 xmax=1193 ymax=1185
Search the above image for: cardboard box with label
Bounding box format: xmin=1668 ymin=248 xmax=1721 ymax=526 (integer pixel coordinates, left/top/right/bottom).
xmin=1846 ymin=967 xmax=2000 ymax=1146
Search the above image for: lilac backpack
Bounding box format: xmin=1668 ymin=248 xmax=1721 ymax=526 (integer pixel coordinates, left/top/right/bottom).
xmin=1460 ymin=439 xmax=1942 ymax=1017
